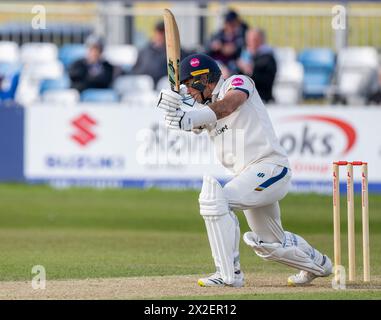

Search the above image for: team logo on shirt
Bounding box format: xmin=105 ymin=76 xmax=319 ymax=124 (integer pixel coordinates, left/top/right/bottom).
xmin=190 ymin=58 xmax=200 ymax=67
xmin=231 ymin=77 xmax=244 ymax=87
xmin=215 ymin=124 xmax=228 ymax=135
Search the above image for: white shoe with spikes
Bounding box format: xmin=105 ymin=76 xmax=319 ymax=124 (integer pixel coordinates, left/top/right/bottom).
xmin=198 ymin=270 xmax=244 ymax=287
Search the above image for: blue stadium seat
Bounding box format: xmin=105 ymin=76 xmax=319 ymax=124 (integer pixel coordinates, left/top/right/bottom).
xmin=39 ymin=76 xmax=71 ymax=94
xmin=58 ymin=44 xmax=86 ymax=69
xmin=0 ymin=62 xmax=21 ymax=101
xmin=80 ymin=89 xmax=119 ymax=103
xmin=298 ymin=48 xmax=335 ymax=98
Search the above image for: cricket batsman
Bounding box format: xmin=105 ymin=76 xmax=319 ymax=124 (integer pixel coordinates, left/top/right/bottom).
xmin=156 ymin=53 xmax=332 ymax=287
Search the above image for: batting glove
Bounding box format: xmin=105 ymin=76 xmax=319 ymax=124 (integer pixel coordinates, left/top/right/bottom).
xmin=164 ymin=109 xmax=193 ymax=131
xmin=156 ymin=89 xmax=183 ymax=112
xmin=165 ymin=106 xmax=217 ymax=132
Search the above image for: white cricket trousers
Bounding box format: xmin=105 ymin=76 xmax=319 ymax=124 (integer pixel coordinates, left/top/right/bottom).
xmin=223 ymin=162 xmax=292 ymax=243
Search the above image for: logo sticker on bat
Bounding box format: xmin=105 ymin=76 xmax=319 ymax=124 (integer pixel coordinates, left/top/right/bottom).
xmin=167 ymin=58 xmax=179 ymax=89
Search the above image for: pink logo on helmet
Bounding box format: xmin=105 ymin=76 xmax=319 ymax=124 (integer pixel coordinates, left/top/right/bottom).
xmin=190 ymin=58 xmax=200 ymax=67
xmin=231 ymin=77 xmax=244 ymax=86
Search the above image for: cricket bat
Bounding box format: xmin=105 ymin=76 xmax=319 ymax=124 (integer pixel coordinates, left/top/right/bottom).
xmin=163 ymin=8 xmax=181 ymax=93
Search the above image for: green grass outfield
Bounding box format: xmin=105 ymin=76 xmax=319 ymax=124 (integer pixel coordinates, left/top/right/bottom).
xmin=0 ymin=184 xmax=380 ymax=299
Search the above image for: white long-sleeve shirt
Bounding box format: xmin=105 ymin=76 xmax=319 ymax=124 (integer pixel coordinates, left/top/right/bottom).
xmin=207 ymin=75 xmax=289 ymax=174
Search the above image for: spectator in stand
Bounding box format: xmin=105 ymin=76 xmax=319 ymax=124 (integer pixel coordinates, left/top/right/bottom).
xmin=237 ymin=28 xmax=277 ymax=103
xmin=68 ymin=34 xmax=114 ymax=93
xmin=131 ymin=21 xmax=188 ymax=88
xmin=206 ymin=9 xmax=248 ymax=75
xmin=130 ymin=21 xmax=166 ymax=86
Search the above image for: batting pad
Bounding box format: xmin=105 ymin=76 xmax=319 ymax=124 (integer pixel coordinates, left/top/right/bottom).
xmin=243 ymin=231 xmax=330 ymax=276
xmin=199 ymin=175 xmax=236 ymax=284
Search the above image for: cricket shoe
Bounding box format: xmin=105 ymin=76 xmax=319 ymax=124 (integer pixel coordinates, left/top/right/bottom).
xmin=287 ymin=255 xmax=333 ymax=286
xmin=198 ymin=270 xmax=244 ymax=287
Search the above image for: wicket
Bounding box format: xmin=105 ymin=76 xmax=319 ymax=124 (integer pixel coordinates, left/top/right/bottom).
xmin=332 ymin=161 xmax=370 ymax=283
